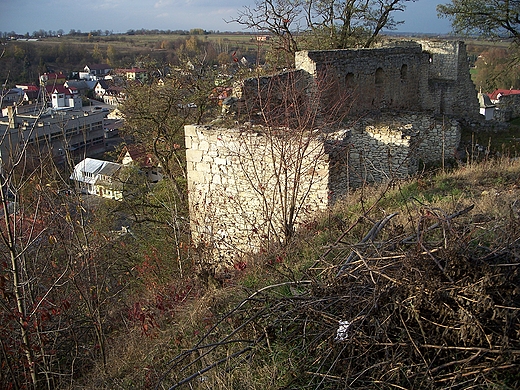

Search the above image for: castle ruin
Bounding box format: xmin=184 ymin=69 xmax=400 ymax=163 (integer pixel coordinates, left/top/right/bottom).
xmin=185 ymin=40 xmax=480 ymax=266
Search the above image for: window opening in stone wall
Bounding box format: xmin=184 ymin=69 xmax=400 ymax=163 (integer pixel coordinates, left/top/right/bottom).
xmin=375 ymin=67 xmax=384 ymax=85
xmin=400 ymin=64 xmax=408 ymax=81
xmin=345 ymin=72 xmax=355 ymax=88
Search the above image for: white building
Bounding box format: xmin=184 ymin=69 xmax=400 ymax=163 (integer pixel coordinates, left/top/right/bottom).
xmin=47 ymin=85 xmax=82 ymax=110
xmin=478 ymin=93 xmax=495 ymax=121
xmin=70 ymin=158 xmax=123 ymax=200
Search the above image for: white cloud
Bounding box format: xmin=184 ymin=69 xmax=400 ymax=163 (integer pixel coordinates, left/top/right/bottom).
xmin=98 ymin=0 xmax=124 ymax=10
xmin=154 ymin=0 xmax=174 ymax=9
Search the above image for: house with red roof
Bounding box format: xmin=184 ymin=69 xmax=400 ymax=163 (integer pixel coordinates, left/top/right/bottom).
xmin=15 ymin=84 xmax=40 ymax=103
xmin=488 ymin=89 xmax=520 ymax=103
xmin=119 ymin=144 xmax=163 ymax=183
xmin=46 ymin=85 xmax=82 ymax=109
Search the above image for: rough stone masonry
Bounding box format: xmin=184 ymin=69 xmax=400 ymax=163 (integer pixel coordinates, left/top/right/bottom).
xmin=185 ymin=40 xmax=479 ymax=267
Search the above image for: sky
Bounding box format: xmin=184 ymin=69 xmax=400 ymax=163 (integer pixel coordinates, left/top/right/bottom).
xmin=0 ymin=0 xmax=452 ymax=36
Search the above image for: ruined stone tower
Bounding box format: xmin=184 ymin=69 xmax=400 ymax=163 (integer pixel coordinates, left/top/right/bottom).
xmin=185 ymin=40 xmax=479 ymax=266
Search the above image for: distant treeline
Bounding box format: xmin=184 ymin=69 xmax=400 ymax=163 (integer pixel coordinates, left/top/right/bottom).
xmin=1 ymin=28 xmax=257 ymax=39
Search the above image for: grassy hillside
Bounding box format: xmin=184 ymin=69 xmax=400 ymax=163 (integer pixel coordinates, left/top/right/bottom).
xmin=74 ymin=153 xmax=520 ymax=389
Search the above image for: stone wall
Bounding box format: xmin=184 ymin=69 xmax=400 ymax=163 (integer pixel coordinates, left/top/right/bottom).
xmin=494 ymin=94 xmax=520 ymax=121
xmin=346 ymin=121 xmax=414 ymax=190
xmin=234 ymin=40 xmax=479 ymax=125
xmin=186 ymin=40 xmax=473 ymax=265
xmin=293 ymin=40 xmax=479 ymax=119
xmin=185 ymin=114 xmax=460 ymax=263
xmin=295 ymin=43 xmax=426 ymax=115
xmin=327 ymin=114 xmax=460 ymax=199
xmin=185 ymin=124 xmax=330 ymax=265
xmin=417 ymin=40 xmax=480 ymax=119
xmin=409 ymin=114 xmax=461 ymax=163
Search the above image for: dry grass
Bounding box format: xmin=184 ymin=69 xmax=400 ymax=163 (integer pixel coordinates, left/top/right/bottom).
xmin=74 ymin=157 xmax=520 ymax=389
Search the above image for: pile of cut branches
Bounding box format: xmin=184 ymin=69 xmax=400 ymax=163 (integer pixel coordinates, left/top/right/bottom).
xmin=157 ymin=202 xmax=520 ymax=389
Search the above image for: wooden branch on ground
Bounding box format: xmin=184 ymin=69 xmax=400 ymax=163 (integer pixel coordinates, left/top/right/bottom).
xmin=336 ymin=213 xmax=399 ymax=277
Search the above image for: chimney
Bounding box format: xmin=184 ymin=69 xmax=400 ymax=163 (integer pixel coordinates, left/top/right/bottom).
xmin=7 ymin=106 xmax=16 ymax=129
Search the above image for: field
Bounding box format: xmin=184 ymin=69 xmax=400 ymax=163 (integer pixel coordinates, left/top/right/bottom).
xmin=34 ymin=32 xmax=263 ymax=57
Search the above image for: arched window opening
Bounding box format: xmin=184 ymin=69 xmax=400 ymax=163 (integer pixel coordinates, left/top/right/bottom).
xmin=345 ymin=72 xmax=355 ymax=88
xmin=375 ymin=67 xmax=384 ymax=85
xmin=400 ymin=64 xmax=408 ymax=81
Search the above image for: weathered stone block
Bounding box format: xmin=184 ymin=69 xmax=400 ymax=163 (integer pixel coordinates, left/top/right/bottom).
xmin=187 ymin=170 xmax=207 ymax=184
xmin=214 ymin=157 xmax=227 ymax=165
xmin=197 ymin=162 xmax=211 ymax=173
xmin=202 ymin=155 xmax=214 ymax=163
xmin=199 ymin=140 xmax=210 ymax=151
xmin=184 ymin=125 xmax=198 ymax=137
xmin=186 ymin=149 xmax=203 ymax=162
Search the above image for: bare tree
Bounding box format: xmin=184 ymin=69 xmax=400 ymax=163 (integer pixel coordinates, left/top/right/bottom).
xmin=0 ymin=103 xmax=129 ymax=388
xmin=228 ymin=0 xmax=416 ymax=64
xmin=121 ymin=63 xmax=219 ymax=202
xmin=227 ymin=69 xmax=350 ymax=248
